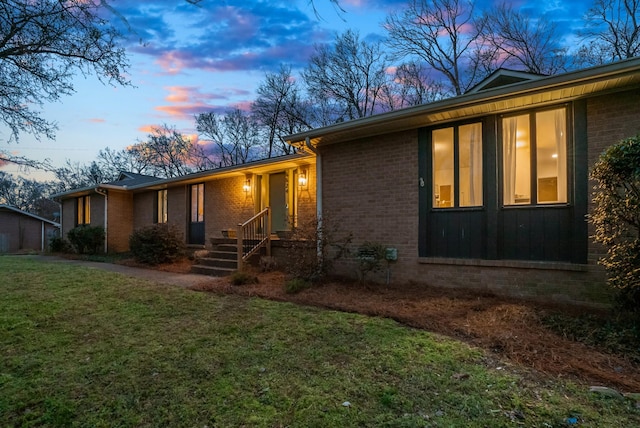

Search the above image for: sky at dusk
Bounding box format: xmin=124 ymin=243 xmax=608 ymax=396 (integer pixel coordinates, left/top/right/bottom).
xmin=1 ymin=0 xmax=593 ymax=181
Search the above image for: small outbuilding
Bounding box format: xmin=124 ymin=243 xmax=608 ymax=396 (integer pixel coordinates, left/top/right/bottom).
xmin=0 ymin=205 xmax=60 ymax=253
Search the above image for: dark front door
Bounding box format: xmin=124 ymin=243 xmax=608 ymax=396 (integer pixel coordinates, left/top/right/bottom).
xmin=189 ymin=183 xmax=205 ymax=245
xmin=270 ymin=172 xmax=288 ymax=232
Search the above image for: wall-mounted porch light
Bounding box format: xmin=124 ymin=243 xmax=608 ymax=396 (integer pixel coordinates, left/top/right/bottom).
xmin=243 ymin=178 xmax=251 ymax=193
xmin=298 ymin=169 xmax=307 ymax=188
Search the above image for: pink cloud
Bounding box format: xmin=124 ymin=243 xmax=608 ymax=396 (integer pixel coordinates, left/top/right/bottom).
xmin=85 ymin=118 xmax=106 ymax=123
xmin=155 ymin=50 xmax=189 ymax=75
xmin=137 ymin=124 xmax=158 ymax=134
xmin=154 ymin=86 xmax=253 ymax=120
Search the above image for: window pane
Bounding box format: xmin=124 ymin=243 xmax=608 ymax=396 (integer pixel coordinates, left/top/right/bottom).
xmin=197 ymin=184 xmax=204 ymax=222
xmin=536 ymin=109 xmax=567 ymax=203
xmin=85 ymin=196 xmax=90 ymax=224
xmin=459 ymin=123 xmax=482 ymax=207
xmin=191 ymin=184 xmax=204 ymax=222
xmin=158 ymin=190 xmax=167 ymax=223
xmin=191 ymin=186 xmax=198 ymax=222
xmin=77 ymin=198 xmax=84 ymax=225
xmin=432 ymin=128 xmax=454 ymax=208
xmin=503 ymin=114 xmax=530 ymax=205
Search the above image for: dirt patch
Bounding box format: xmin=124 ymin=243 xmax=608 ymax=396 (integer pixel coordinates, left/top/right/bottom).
xmin=185 ymin=269 xmax=640 ymax=393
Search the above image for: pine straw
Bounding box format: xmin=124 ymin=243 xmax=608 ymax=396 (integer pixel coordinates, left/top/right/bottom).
xmin=187 ymin=270 xmax=640 ymax=393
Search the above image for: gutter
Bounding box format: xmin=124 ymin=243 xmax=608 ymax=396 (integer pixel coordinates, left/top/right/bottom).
xmin=94 ymin=187 xmax=108 ymax=253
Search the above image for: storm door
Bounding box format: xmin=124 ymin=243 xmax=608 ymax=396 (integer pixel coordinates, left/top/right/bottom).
xmin=189 ymin=183 xmax=205 ymax=245
xmin=269 ymin=172 xmax=288 ymax=232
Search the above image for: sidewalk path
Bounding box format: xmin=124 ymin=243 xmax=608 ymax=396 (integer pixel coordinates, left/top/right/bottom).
xmin=20 ymin=255 xmax=219 ymax=289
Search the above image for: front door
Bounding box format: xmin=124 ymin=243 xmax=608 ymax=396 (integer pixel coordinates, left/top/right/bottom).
xmin=189 ymin=183 xmax=205 ymax=245
xmin=269 ymin=172 xmax=288 ymax=232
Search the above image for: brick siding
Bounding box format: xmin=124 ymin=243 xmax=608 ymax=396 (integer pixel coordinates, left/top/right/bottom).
xmin=320 ymin=91 xmax=640 ymax=307
xmin=106 ymin=190 xmax=133 ymax=253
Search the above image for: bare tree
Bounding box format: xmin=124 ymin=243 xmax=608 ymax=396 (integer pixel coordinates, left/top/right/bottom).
xmin=0 ymin=171 xmax=58 ymax=218
xmin=384 ymin=0 xmax=487 ymax=96
xmin=252 ymin=65 xmax=301 ymax=157
xmin=195 ymin=112 xmax=233 ymax=167
xmin=303 ymin=30 xmax=390 ymax=121
xmin=479 ymin=3 xmax=568 ymax=75
xmin=0 ymin=0 xmax=130 ymax=166
xmin=96 ymin=147 xmax=151 ymax=176
xmin=383 ymin=61 xmax=447 ymax=109
xmin=131 ymin=124 xmax=212 ymax=178
xmin=223 ymin=109 xmax=263 ymax=164
xmin=577 ymin=0 xmax=640 ymax=66
xmin=196 ymin=110 xmax=263 ymax=167
xmin=52 ymin=159 xmax=112 ymax=192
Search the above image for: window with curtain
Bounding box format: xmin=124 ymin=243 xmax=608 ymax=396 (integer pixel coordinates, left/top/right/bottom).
xmin=190 ymin=183 xmax=204 ymax=222
xmin=76 ymin=195 xmax=90 ymax=225
xmin=502 ymin=107 xmax=567 ymax=205
xmin=157 ymin=189 xmax=168 ymax=223
xmin=432 ymin=122 xmax=483 ymax=208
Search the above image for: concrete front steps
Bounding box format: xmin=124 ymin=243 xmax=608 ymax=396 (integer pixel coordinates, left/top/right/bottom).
xmin=191 ymin=238 xmax=239 ymax=276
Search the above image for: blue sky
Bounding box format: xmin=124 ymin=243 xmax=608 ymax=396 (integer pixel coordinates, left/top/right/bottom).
xmin=1 ymin=0 xmax=591 ymax=181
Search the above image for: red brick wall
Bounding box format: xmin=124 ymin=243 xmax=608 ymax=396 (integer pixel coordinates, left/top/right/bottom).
xmin=321 ymin=130 xmax=422 ymax=286
xmin=296 ymin=163 xmax=317 ymax=226
xmin=321 ymin=129 xmax=418 ymax=261
xmin=106 ymin=190 xmax=133 ymax=253
xmin=205 ymin=176 xmax=255 ymax=240
xmin=167 ymin=185 xmax=187 ymax=242
xmin=586 ymin=88 xmax=640 ymax=265
xmin=133 ymin=191 xmax=155 ymax=230
xmin=91 ymin=193 xmax=105 ymax=229
xmin=61 ymin=199 xmax=76 ymax=237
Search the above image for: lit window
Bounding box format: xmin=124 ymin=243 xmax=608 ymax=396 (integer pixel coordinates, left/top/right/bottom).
xmin=432 ymin=123 xmax=483 ymax=208
xmin=502 ymin=107 xmax=567 ymax=205
xmin=191 ymin=183 xmax=204 ymax=222
xmin=433 ymin=127 xmax=454 ymax=208
xmin=157 ymin=189 xmax=168 ymax=223
xmin=77 ymin=195 xmax=90 ymax=225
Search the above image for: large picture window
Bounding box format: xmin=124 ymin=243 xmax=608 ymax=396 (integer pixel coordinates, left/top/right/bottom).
xmin=502 ymin=107 xmax=567 ymax=205
xmin=432 ymin=122 xmax=483 ymax=208
xmin=76 ymin=195 xmax=90 ymax=225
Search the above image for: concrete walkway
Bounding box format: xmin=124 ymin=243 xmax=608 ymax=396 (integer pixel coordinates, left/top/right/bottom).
xmin=19 ymin=255 xmax=220 ymax=289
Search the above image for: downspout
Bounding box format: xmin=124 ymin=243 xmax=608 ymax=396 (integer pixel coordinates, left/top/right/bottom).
xmin=41 ymin=221 xmax=45 ymax=252
xmin=305 ymin=137 xmax=322 ymax=259
xmin=95 ymin=188 xmax=108 ymax=253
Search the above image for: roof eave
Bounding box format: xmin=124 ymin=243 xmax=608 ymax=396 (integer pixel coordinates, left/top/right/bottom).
xmin=285 ymin=57 xmax=640 ymax=147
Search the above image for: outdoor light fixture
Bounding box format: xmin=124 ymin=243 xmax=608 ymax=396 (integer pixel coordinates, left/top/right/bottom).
xmin=243 ymin=178 xmax=251 ymax=193
xmin=298 ymin=169 xmax=307 ymax=188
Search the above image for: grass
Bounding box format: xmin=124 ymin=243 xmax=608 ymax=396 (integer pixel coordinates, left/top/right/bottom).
xmin=1 ymin=256 xmax=639 ymax=427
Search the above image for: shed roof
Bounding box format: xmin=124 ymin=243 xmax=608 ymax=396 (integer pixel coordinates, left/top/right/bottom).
xmin=0 ymin=204 xmax=60 ymax=227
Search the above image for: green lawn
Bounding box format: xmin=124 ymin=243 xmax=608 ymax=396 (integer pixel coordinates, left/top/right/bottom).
xmin=1 ymin=256 xmax=638 ymax=427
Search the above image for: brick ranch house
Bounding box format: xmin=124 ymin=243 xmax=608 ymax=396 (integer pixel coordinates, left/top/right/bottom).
xmin=54 ymin=58 xmax=640 ymax=306
xmin=284 ymin=57 xmax=640 ymax=307
xmin=0 ymin=204 xmax=60 ymax=253
xmin=53 ymin=155 xmax=317 ymax=272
